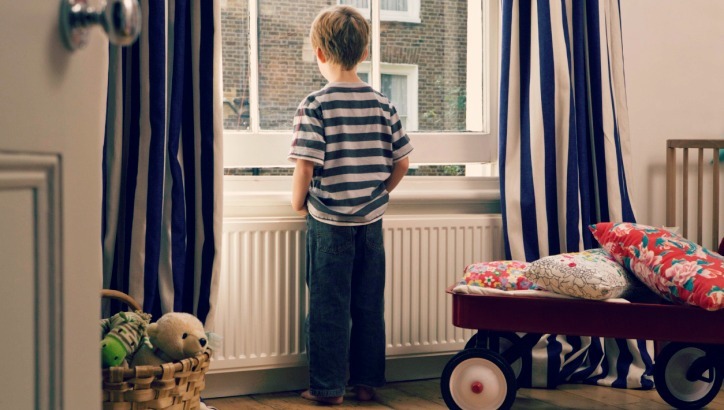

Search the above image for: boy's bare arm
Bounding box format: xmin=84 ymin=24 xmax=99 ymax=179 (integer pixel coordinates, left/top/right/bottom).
xmin=385 ymin=156 xmax=410 ymax=193
xmin=291 ymin=159 xmax=315 ymax=215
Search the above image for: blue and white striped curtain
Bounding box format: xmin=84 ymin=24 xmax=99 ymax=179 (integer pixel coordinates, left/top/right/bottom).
xmin=498 ymin=0 xmax=652 ymax=389
xmin=102 ymin=0 xmax=223 ymax=329
xmin=500 ymin=0 xmax=635 ymax=262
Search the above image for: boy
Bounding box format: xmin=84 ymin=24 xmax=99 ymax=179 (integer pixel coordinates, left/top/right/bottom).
xmin=288 ymin=5 xmax=412 ymax=405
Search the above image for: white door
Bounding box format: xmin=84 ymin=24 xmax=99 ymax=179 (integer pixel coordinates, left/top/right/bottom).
xmin=0 ymin=2 xmax=109 ymax=409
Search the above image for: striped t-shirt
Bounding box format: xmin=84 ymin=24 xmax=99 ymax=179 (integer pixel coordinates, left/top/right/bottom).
xmin=288 ymin=82 xmax=413 ymax=225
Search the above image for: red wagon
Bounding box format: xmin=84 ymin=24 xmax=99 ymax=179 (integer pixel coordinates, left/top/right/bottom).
xmin=440 ymin=288 xmax=724 ymax=409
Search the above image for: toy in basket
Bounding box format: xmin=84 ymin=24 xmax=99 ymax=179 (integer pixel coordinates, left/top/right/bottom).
xmin=101 ymin=289 xmax=213 ymax=410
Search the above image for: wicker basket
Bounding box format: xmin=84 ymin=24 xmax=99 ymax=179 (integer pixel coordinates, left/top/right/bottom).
xmin=101 ymin=289 xmax=211 ymax=410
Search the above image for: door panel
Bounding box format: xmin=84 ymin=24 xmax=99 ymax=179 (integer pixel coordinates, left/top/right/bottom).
xmin=0 ymin=187 xmax=35 ymax=410
xmin=0 ymin=1 xmax=108 ymax=408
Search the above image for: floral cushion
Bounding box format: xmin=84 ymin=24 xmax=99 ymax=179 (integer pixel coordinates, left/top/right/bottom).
xmin=590 ymin=222 xmax=724 ymax=311
xmin=527 ymin=248 xmax=632 ymax=300
xmin=455 ymin=260 xmax=538 ymax=291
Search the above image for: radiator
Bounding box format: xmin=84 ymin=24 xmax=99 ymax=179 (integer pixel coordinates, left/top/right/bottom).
xmin=210 ymin=214 xmax=504 ymax=372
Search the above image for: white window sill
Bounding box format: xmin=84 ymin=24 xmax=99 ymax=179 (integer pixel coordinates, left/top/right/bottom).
xmin=223 ymin=176 xmax=501 ymax=218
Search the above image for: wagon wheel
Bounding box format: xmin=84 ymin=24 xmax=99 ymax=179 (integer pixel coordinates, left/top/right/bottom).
xmin=654 ymin=343 xmax=722 ymax=409
xmin=441 ymin=349 xmax=517 ymax=410
xmin=465 ymin=332 xmax=523 ymax=380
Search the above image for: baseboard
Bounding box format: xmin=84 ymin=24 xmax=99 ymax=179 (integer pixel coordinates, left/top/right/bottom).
xmin=203 ymin=366 xmax=309 ymax=399
xmin=202 ymin=353 xmax=455 ymax=399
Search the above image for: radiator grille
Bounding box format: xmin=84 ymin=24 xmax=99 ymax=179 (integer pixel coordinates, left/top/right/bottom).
xmin=211 ymin=215 xmax=503 ymax=371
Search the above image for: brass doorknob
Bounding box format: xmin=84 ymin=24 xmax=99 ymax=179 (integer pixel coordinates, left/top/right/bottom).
xmin=60 ymin=0 xmax=142 ymax=51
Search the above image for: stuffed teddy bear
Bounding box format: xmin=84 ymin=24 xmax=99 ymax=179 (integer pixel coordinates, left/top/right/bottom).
xmin=130 ymin=312 xmax=209 ymax=367
xmin=100 ymin=310 xmax=152 ymax=368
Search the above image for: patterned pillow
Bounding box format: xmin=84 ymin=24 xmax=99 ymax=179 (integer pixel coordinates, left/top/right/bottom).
xmin=527 ymin=248 xmax=632 ymax=300
xmin=590 ymin=222 xmax=724 ymax=311
xmin=455 ymin=260 xmax=538 ymax=291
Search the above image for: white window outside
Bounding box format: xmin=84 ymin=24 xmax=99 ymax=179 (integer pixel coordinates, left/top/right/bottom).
xmin=358 ymin=63 xmax=419 ymax=131
xmin=339 ymin=0 xmax=422 ymax=24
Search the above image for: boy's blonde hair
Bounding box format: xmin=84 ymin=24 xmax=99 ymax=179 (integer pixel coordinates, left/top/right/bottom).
xmin=310 ymin=5 xmax=370 ymax=71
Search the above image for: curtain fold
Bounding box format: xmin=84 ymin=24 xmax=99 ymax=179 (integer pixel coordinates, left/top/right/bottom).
xmin=102 ymin=0 xmax=223 ymax=329
xmin=499 ymin=0 xmax=652 ymax=389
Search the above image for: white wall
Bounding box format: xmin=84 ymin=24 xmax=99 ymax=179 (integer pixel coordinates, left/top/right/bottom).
xmin=620 ymin=0 xmax=724 ymax=226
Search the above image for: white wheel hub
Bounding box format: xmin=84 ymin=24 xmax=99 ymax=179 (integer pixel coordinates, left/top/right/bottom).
xmin=449 ymin=357 xmax=508 ymax=410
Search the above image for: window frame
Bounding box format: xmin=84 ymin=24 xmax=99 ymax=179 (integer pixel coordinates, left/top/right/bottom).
xmin=222 ymin=0 xmax=498 ymax=169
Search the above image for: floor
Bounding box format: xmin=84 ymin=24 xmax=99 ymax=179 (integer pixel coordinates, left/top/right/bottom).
xmin=204 ymin=378 xmax=724 ymax=409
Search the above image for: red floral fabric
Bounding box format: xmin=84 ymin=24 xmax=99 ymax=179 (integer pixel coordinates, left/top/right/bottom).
xmin=590 ymin=222 xmax=724 ymax=311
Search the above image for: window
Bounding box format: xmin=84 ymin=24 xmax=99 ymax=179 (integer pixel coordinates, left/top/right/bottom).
xmin=339 ymin=0 xmax=421 ymax=24
xmin=221 ymin=0 xmax=498 ymax=175
xmin=358 ymin=63 xmax=418 ymax=131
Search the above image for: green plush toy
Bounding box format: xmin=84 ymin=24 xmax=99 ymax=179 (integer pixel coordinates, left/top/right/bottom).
xmin=100 ymin=310 xmax=152 ymax=368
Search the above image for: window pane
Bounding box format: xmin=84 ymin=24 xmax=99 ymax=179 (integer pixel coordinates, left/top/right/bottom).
xmin=380 ymin=0 xmax=467 ymax=132
xmin=258 ymin=1 xmax=326 ymax=130
xmin=221 ymin=0 xmax=487 ymax=176
xmin=221 ymin=0 xmax=251 ymax=130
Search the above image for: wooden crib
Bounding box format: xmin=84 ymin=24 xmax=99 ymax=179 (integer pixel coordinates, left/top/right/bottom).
xmin=666 ymin=139 xmax=724 ymax=252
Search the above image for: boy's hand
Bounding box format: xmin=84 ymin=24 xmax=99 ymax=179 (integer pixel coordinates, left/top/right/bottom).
xmin=385 ymin=156 xmax=410 ymax=193
xmin=294 ymin=205 xmax=309 ymax=217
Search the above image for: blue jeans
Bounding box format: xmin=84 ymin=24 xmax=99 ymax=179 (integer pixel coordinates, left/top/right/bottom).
xmin=305 ymin=216 xmax=386 ymax=397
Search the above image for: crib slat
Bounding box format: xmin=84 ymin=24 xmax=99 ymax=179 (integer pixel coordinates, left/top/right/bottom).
xmin=697 ymin=148 xmax=704 ymax=245
xmin=666 ymin=146 xmax=676 ymax=228
xmin=714 ymin=148 xmax=720 ymax=247
xmin=682 ymin=148 xmax=689 ymax=238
